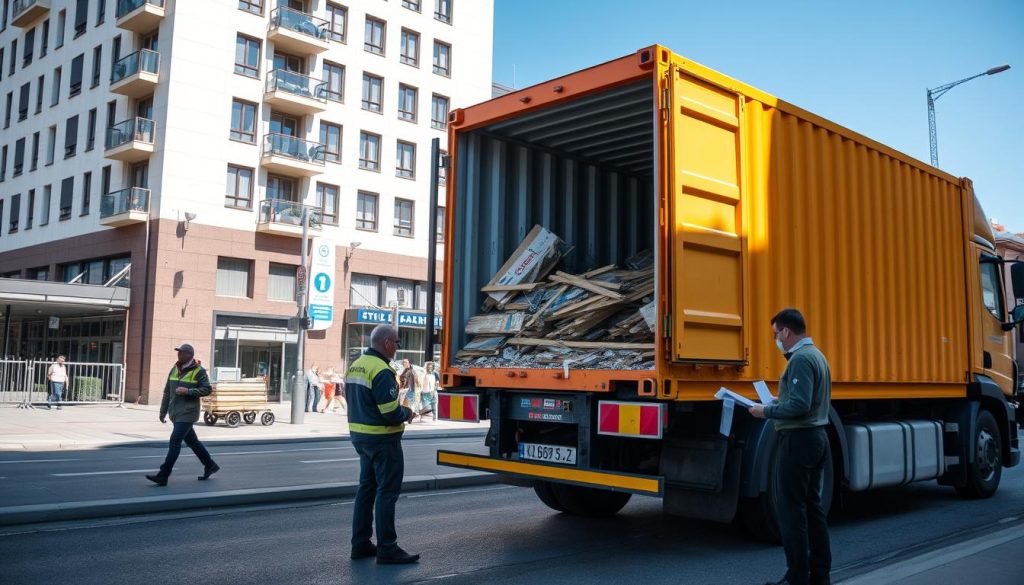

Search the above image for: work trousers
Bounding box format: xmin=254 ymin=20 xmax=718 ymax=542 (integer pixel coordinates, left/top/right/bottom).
xmin=158 ymin=422 xmax=215 ymax=478
xmin=776 ymin=427 xmax=832 ymax=585
xmin=351 ymin=434 xmax=405 ymax=555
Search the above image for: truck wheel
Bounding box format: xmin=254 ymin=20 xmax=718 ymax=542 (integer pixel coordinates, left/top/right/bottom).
xmin=243 ymin=412 xmax=257 ymax=425
xmin=955 ymin=409 xmax=1002 ymax=499
xmin=740 ymin=438 xmax=835 ymax=544
xmin=261 ymin=412 xmax=275 ymax=426
xmin=225 ymin=411 xmax=241 ymax=428
xmin=549 ymin=483 xmax=631 ymax=517
xmin=203 ymin=413 xmax=217 ymax=426
xmin=533 ymin=481 xmax=566 ymax=512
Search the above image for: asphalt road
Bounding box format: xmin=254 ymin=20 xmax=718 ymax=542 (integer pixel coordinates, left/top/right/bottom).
xmin=0 ymin=435 xmax=488 ymax=507
xmin=1 ymin=466 xmax=1021 ymax=584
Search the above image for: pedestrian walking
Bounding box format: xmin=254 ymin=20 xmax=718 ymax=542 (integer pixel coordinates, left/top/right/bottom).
xmin=320 ymin=366 xmax=347 ymax=413
xmin=146 ymin=344 xmax=220 ymax=486
xmin=346 ymin=324 xmax=420 ymax=564
xmin=420 ymin=362 xmax=439 ymax=422
xmin=399 ymin=359 xmax=418 ymax=413
xmin=46 ymin=355 xmax=68 ymax=410
xmin=306 ymin=364 xmax=322 ymax=413
xmin=749 ymin=308 xmax=832 ymax=585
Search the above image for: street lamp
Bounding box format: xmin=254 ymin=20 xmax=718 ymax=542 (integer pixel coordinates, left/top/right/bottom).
xmin=927 ymin=64 xmax=1010 ymax=167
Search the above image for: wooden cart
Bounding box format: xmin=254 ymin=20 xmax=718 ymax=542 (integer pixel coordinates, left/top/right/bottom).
xmin=202 ymin=381 xmax=275 ymax=428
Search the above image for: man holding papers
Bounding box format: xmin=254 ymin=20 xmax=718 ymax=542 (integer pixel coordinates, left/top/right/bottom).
xmin=748 ymin=308 xmax=833 ymax=585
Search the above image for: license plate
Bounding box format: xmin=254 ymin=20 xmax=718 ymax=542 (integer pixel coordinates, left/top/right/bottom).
xmin=518 ymin=442 xmax=577 ymax=465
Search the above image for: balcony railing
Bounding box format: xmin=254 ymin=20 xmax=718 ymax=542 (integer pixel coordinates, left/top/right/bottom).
xmin=12 ymin=0 xmax=49 ymax=23
xmin=265 ymin=69 xmax=328 ymax=100
xmin=269 ymin=7 xmax=329 ymax=41
xmin=258 ymin=200 xmax=323 ymax=227
xmin=100 ymin=187 xmax=150 ymax=219
xmin=105 ymin=117 xmax=155 ymax=150
xmin=111 ymin=49 xmax=160 ymax=84
xmin=115 ymin=0 xmax=164 ymax=18
xmin=263 ymin=134 xmax=326 ymax=166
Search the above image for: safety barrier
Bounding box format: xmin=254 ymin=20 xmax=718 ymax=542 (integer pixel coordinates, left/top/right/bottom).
xmin=0 ymin=360 xmax=125 ymax=407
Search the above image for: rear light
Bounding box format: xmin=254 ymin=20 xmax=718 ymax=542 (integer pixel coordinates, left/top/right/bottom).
xmin=437 ymin=392 xmax=482 ymax=423
xmin=597 ymin=401 xmax=665 ymax=439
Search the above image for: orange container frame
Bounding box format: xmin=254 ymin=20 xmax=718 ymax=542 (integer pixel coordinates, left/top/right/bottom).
xmin=441 ymin=45 xmax=978 ymax=404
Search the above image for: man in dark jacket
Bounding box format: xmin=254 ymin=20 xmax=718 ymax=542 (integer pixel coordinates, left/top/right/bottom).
xmin=749 ymin=308 xmax=832 ymax=585
xmin=347 ymin=325 xmax=419 ymax=564
xmin=146 ymin=344 xmax=220 ymax=486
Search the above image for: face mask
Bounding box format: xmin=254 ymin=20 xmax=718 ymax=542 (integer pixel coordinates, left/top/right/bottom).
xmin=775 ymin=330 xmax=786 ymax=353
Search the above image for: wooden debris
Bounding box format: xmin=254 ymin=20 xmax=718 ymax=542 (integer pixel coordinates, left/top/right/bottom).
xmin=507 ymin=338 xmax=655 ymax=350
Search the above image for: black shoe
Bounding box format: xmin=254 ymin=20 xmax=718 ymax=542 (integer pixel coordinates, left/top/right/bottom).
xmin=376 ymin=547 xmax=420 ymax=564
xmin=146 ymin=474 xmax=168 ymax=486
xmin=350 ymin=543 xmax=377 ymax=560
xmin=198 ymin=463 xmax=220 ymax=481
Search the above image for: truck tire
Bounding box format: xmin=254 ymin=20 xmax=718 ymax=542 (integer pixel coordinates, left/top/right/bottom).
xmin=740 ymin=438 xmax=835 ymax=544
xmin=955 ymin=409 xmax=1002 ymax=499
xmin=533 ymin=481 xmax=566 ymax=512
xmin=549 ymin=483 xmax=631 ymax=517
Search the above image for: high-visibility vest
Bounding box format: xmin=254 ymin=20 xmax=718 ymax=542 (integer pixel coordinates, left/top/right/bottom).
xmin=346 ymin=353 xmax=404 ymax=436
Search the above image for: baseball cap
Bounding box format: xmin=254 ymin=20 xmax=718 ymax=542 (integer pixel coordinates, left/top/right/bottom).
xmin=174 ymin=343 xmax=195 ymax=355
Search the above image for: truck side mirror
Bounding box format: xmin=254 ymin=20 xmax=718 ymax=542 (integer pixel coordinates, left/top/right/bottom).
xmin=1002 ymin=304 xmax=1024 ymax=331
xmin=1012 ymin=262 xmax=1024 ymax=301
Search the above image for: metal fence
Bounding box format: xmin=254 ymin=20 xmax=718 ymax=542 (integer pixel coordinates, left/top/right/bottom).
xmin=0 ymin=360 xmax=125 ymax=406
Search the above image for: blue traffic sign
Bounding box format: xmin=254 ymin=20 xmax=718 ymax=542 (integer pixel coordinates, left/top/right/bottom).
xmin=313 ymin=273 xmax=331 ymax=293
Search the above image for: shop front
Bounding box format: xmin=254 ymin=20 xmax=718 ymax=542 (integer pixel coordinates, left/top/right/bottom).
xmin=211 ymin=313 xmax=298 ymax=402
xmin=343 ymin=308 xmax=442 ymax=367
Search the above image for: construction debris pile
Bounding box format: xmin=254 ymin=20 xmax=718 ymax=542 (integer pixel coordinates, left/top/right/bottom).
xmin=454 ymin=225 xmax=656 ymax=371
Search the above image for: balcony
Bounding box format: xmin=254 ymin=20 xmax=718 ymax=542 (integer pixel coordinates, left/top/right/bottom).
xmin=267 ymin=7 xmax=330 ymax=55
xmin=104 ymin=117 xmax=155 ymax=163
xmin=11 ymin=0 xmax=50 ymax=28
xmin=257 ymin=200 xmax=323 ymax=237
xmin=110 ymin=49 xmax=160 ymax=97
xmin=115 ymin=0 xmax=165 ymax=33
xmin=100 ymin=188 xmax=150 ymax=227
xmin=261 ymin=134 xmax=326 ymax=177
xmin=264 ymin=70 xmax=328 ymax=116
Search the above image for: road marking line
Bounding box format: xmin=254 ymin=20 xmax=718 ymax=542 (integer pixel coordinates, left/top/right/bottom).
xmin=299 ymin=458 xmax=360 ymax=463
xmin=838 ymin=522 xmax=1024 ymax=585
xmin=52 ymin=469 xmax=155 ymax=477
xmin=0 ymin=459 xmax=80 ymax=465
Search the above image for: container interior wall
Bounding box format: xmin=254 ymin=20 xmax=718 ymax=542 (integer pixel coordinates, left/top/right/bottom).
xmin=448 ymin=134 xmax=655 ymax=360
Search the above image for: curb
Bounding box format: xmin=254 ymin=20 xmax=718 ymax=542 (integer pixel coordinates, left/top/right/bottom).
xmin=0 ymin=429 xmax=488 ymax=451
xmin=0 ymin=471 xmax=499 ymax=527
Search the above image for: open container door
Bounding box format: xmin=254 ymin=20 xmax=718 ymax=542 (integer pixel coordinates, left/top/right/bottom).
xmin=665 ymin=63 xmax=749 ymax=365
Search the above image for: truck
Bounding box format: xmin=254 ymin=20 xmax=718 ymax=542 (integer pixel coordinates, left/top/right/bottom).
xmin=433 ymin=45 xmax=1024 ymax=539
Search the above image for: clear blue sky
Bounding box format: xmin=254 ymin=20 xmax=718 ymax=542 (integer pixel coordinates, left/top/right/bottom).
xmin=493 ymin=0 xmax=1023 ymax=232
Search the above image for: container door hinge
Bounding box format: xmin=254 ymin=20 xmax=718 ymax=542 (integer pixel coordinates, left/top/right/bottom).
xmin=663 ymin=314 xmax=672 ymax=338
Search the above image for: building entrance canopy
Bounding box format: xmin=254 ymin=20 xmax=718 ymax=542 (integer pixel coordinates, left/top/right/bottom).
xmin=0 ymin=278 xmax=130 ymax=318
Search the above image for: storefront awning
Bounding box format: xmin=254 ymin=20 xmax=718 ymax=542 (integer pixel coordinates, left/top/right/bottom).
xmin=0 ymin=278 xmax=130 ymax=317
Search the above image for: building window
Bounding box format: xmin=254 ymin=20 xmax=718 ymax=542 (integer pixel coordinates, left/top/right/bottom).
xmin=234 ymin=35 xmax=260 ymax=78
xmin=0 ymin=48 xmax=4 ymax=82
xmin=398 ymin=84 xmax=417 ymax=122
xmin=361 ymin=73 xmax=382 ymax=113
xmin=435 ymin=206 xmax=446 ymax=242
xmin=433 ymin=41 xmax=451 ymax=77
xmin=101 ymin=165 xmax=111 ymax=195
xmin=356 ymin=191 xmax=378 ymax=231
xmin=316 ymin=182 xmax=339 ymax=225
xmin=23 ymin=27 xmax=34 ymax=67
xmin=69 ymin=54 xmax=84 ymax=97
xmin=13 ymin=137 xmax=24 ymax=176
xmin=26 ymin=189 xmax=34 ymax=229
xmin=56 ymin=10 xmax=66 ymax=49
xmin=358 ymin=131 xmax=380 ymax=171
xmin=216 ymin=257 xmax=252 ymax=298
xmin=225 ymin=164 xmax=254 ymax=209
xmin=9 ymin=193 xmax=20 ymax=233
xmin=40 ymin=184 xmax=50 ymax=225
xmin=435 ymin=0 xmax=452 ymax=24
xmin=8 ymin=39 xmax=15 ymax=76
xmin=386 ymin=279 xmax=414 ymax=308
xmin=35 ymin=75 xmax=43 ymax=113
xmin=402 ymin=0 xmax=421 ymax=12
xmin=396 ymin=141 xmax=416 ymax=179
xmin=91 ymin=45 xmax=102 ymax=88
xmin=81 ymin=171 xmax=91 ymax=215
xmin=394 ymin=199 xmax=414 ymax=237
xmin=267 ymin=174 xmax=297 ymax=201
xmin=46 ymin=125 xmax=56 ymax=165
xmin=30 ymin=131 xmax=39 ymax=170
xmin=350 ymin=274 xmax=380 ymax=307
xmin=431 ymin=94 xmax=449 ymax=130
xmin=438 ymin=149 xmax=448 ymax=184
xmin=321 ymin=61 xmax=344 ymax=102
xmin=96 ymin=0 xmax=105 ymax=25
xmin=73 ymin=0 xmax=88 ymax=37
xmin=0 ymin=145 xmax=6 ymax=181
xmin=85 ymin=108 xmax=96 ymax=151
xmin=18 ymin=82 xmax=28 ymax=121
xmin=28 ymin=266 xmax=49 ymax=281
xmin=41 ymin=20 xmax=49 ymax=57
xmin=64 ymin=115 xmax=79 ymax=158
xmin=59 ymin=176 xmax=74 ymax=221
xmin=319 ymin=121 xmax=341 ymax=163
xmin=400 ymin=29 xmax=419 ymax=67
xmin=364 ymin=16 xmax=385 ymax=55
xmin=268 ymin=263 xmax=297 ymax=301
xmin=230 ymin=99 xmax=257 ymax=143
xmin=238 ymin=0 xmax=263 ymax=14
xmin=3 ymin=91 xmax=10 ymax=128
xmin=51 ymin=66 xmax=61 ymax=106
xmin=326 ymin=3 xmax=346 ymax=43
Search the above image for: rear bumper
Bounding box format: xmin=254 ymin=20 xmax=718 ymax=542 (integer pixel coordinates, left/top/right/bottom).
xmin=436 ymin=450 xmax=663 ymax=496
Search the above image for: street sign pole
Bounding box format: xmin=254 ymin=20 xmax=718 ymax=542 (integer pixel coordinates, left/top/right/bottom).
xmin=290 ymin=209 xmax=309 ymax=425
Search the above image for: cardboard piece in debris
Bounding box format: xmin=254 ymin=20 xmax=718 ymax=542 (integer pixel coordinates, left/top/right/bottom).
xmin=466 ymin=312 xmax=527 ymax=335
xmin=484 ymin=225 xmax=563 ymax=307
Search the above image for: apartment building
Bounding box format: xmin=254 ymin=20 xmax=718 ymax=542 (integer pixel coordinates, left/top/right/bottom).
xmin=0 ymin=0 xmax=493 ymax=404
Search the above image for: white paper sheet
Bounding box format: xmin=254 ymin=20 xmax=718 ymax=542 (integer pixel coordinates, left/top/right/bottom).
xmin=715 ymin=387 xmax=757 ymax=409
xmin=753 ymin=380 xmax=775 ymax=406
xmin=719 ymin=398 xmax=736 ymax=436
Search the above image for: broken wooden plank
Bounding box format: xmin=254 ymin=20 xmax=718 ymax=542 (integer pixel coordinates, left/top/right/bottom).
xmin=480 ymin=282 xmax=541 ymax=293
xmin=549 ymin=274 xmax=623 ymax=300
xmin=466 ymin=313 xmax=527 ymax=335
xmin=507 ymin=338 xmax=656 ymax=350
xmin=555 ymin=271 xmax=623 ymax=290
xmin=580 ymin=264 xmax=618 ymax=279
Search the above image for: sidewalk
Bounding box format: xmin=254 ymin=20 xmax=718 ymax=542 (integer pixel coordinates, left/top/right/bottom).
xmin=838 ymin=521 xmax=1024 ymax=585
xmin=0 ymin=402 xmax=487 ymax=450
